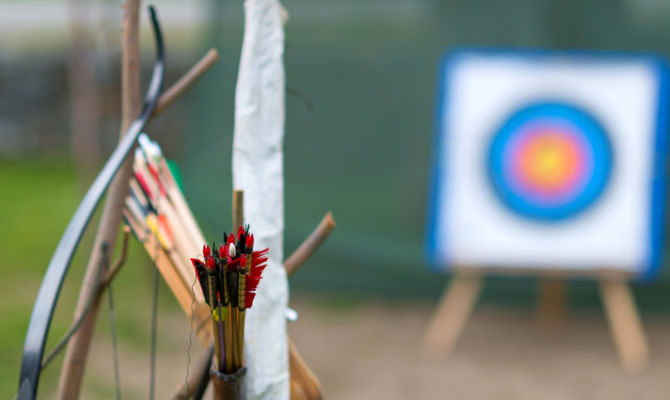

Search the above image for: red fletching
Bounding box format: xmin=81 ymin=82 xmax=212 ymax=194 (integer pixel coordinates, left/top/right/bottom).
xmin=246 ymin=275 xmax=261 ymax=290
xmin=249 ymin=250 xmax=268 ymax=278
xmin=248 ymin=264 xmax=266 ymax=279
xmin=249 ymin=265 xmax=266 ymax=278
xmin=192 ymin=233 xmax=268 ymax=309
xmin=251 ymin=249 xmax=269 ymax=268
xmin=135 ymin=171 xmax=153 ymax=200
xmin=147 ymin=163 xmax=166 ymax=196
xmin=245 ymin=275 xmax=262 ymax=308
xmin=244 ymin=248 xmax=269 ymax=309
xmin=245 ymin=292 xmax=256 ymax=309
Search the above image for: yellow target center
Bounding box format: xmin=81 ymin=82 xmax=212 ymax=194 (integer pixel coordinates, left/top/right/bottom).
xmin=520 ymin=133 xmax=578 ymax=191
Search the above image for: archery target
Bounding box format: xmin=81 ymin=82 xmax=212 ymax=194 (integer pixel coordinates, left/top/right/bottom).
xmin=487 ymin=102 xmax=613 ymax=221
xmin=427 ymin=49 xmax=668 ymax=278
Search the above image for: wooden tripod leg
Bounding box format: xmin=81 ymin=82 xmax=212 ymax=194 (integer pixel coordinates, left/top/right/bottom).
xmin=598 ymin=279 xmax=649 ymax=373
xmin=537 ymin=278 xmax=567 ymax=330
xmin=422 ymin=272 xmax=483 ymax=359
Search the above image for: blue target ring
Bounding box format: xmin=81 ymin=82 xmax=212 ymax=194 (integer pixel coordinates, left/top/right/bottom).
xmin=488 ymin=102 xmax=613 ymax=221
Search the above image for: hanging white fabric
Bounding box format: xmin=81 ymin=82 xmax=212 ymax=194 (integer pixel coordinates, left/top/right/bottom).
xmin=232 ymin=0 xmax=289 ymax=398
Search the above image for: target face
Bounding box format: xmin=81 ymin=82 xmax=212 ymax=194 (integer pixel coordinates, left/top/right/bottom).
xmin=427 ymin=49 xmax=669 ymax=279
xmin=488 ymin=102 xmax=613 ymax=221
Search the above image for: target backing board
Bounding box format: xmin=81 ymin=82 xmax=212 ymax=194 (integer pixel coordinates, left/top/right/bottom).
xmin=427 ymin=49 xmax=669 ymax=279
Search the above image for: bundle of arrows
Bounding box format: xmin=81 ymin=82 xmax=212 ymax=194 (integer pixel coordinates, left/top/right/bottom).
xmin=122 ymin=134 xmax=213 ymax=343
xmin=191 ymin=228 xmax=268 ymax=376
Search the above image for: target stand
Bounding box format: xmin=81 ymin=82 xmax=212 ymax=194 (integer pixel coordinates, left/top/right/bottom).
xmin=423 ymin=48 xmax=668 ymax=374
xmin=421 ymin=269 xmax=649 ymax=373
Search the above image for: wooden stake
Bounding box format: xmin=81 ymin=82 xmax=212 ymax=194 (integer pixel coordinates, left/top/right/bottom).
xmin=57 ymin=1 xmax=141 ymax=397
xmin=599 ymin=278 xmax=650 ymax=373
xmin=422 ymin=271 xmax=483 ymax=359
xmin=232 ymin=189 xmax=244 ymax=230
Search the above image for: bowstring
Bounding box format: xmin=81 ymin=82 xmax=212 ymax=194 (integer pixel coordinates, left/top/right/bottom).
xmin=185 ymin=275 xmax=198 ymax=395
xmin=101 ymin=243 xmax=122 ymax=400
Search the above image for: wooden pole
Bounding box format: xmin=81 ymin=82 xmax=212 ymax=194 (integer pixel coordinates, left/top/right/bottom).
xmin=232 ymin=189 xmax=244 ymax=230
xmin=57 ymin=1 xmax=142 ymax=397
